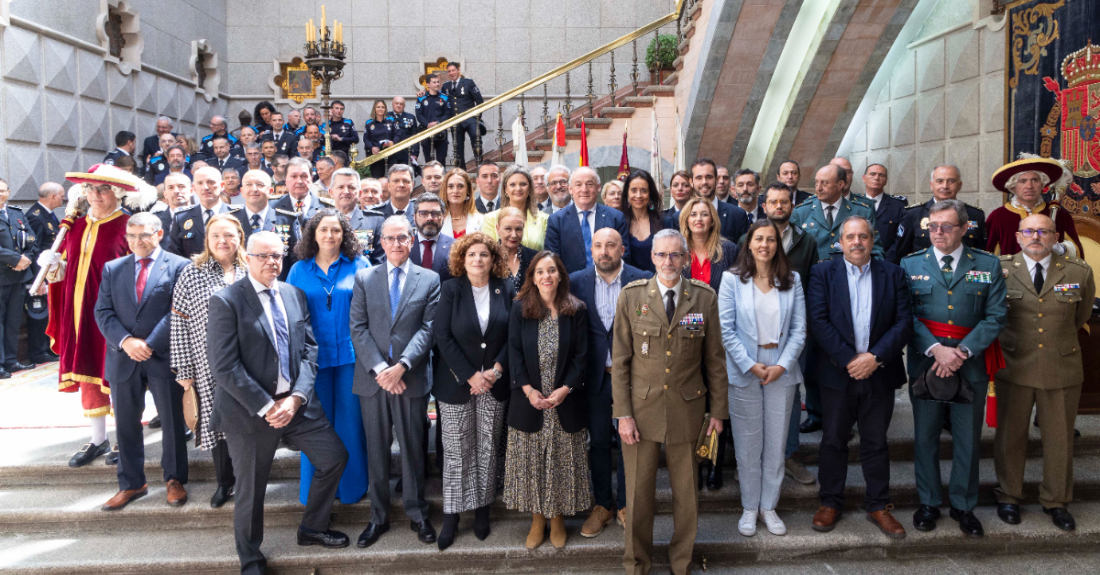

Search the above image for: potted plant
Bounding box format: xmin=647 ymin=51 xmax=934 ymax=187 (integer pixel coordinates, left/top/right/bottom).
xmin=645 ymin=34 xmax=678 ymax=84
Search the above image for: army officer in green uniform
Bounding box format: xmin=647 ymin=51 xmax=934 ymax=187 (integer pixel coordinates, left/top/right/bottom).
xmin=901 ymin=199 xmax=1006 ymax=538
xmin=994 ymin=214 xmax=1094 ymax=532
xmin=790 ymin=164 xmax=882 ymax=264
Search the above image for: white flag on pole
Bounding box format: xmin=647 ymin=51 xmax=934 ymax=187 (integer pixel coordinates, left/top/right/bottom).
xmin=651 ymin=108 xmax=663 ymax=195
xmin=511 ymin=116 xmax=528 ymax=168
xmin=674 ymin=111 xmax=686 ymax=173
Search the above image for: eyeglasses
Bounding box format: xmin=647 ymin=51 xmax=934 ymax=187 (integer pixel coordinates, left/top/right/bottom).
xmin=653 ymin=252 xmax=685 ymax=261
xmin=548 ymin=179 xmax=569 ymax=188
xmin=1019 ymin=228 xmax=1056 ymax=238
xmin=416 ymin=210 xmax=443 ymax=219
xmin=125 ymin=233 xmax=157 ymax=241
xmin=927 ymin=223 xmax=959 ymax=233
xmin=248 ymin=253 xmax=284 ymax=262
xmin=765 ymin=199 xmax=791 ymax=207
xmin=381 ymin=235 xmax=412 ymax=246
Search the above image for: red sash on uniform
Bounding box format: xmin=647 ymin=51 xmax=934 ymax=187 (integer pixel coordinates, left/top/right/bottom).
xmin=918 ymin=318 xmax=1005 ymax=428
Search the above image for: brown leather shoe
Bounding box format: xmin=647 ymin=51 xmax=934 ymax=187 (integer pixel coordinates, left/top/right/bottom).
xmin=166 ymin=479 xmax=188 ymax=507
xmin=867 ymin=507 xmax=906 ymax=539
xmin=102 ymin=485 xmax=148 ymax=511
xmin=811 ymin=506 xmax=840 ymax=532
xmin=616 ymin=508 xmax=626 ymax=527
xmin=580 ymin=505 xmax=614 ymax=537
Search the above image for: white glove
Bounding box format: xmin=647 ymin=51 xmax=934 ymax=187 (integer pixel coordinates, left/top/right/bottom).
xmin=37 ymin=251 xmax=61 ymax=268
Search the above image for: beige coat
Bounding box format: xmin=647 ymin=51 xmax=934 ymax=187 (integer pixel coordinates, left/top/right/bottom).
xmin=998 ymin=252 xmax=1095 ymax=390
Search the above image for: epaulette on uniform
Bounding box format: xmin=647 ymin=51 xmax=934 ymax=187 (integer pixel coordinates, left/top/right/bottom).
xmin=624 ymin=279 xmax=649 ymax=289
xmin=969 ymin=248 xmax=995 ymax=258
xmin=318 ymin=196 xmax=335 ymax=206
xmin=894 ymin=194 xmax=909 ymax=203
xmin=797 ymin=196 xmax=815 ymax=207
xmin=275 ymin=208 xmax=299 ymax=217
xmin=902 ymin=248 xmax=928 ymax=260
xmin=687 ymin=278 xmax=715 ymax=293
xmin=906 ymin=203 xmax=924 ymax=210
xmin=226 ymin=205 xmax=242 ymax=212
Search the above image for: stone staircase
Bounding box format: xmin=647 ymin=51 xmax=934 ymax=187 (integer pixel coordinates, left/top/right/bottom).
xmin=2 ymin=393 xmax=1100 ymax=574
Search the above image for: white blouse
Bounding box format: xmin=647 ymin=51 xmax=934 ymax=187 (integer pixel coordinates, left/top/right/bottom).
xmin=754 ymin=284 xmax=781 ymax=345
xmin=471 ymin=283 xmax=491 ymax=334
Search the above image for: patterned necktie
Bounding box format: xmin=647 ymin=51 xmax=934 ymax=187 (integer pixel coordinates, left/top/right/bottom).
xmin=251 ymin=214 xmax=261 ymax=231
xmin=665 ymin=289 xmax=676 ymax=324
xmin=581 ymin=210 xmax=594 ymax=267
xmin=1034 ymin=262 xmax=1044 ymax=294
xmin=389 ymin=267 xmax=403 ymax=357
xmin=135 ymin=258 xmax=152 ymax=302
xmin=421 ymin=239 xmax=435 ymax=269
xmin=941 ymin=255 xmax=954 ymax=284
xmin=265 ymin=289 xmax=291 ymax=383
xmin=296 ymin=200 xmax=304 ymax=214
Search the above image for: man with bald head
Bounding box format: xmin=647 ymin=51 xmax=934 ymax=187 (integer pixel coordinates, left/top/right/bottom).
xmin=166 ymin=166 xmax=243 ymax=258
xmin=198 ymin=115 xmax=239 ymax=162
xmin=894 ymin=165 xmax=987 ymax=263
xmin=829 ymin=157 xmax=874 ymax=213
xmin=236 ymin=170 xmax=302 ymax=280
xmin=993 ymin=213 xmax=1094 ymax=532
xmin=386 ymin=96 xmax=420 ymax=168
xmin=25 ymin=182 xmax=66 ymax=363
xmin=985 ymin=157 xmax=1083 ymax=257
xmin=570 ymin=227 xmax=651 ymax=535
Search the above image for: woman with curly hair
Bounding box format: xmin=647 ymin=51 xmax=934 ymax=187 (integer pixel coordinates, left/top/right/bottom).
xmin=431 ymin=231 xmax=516 ymax=550
xmin=253 ymin=101 xmax=277 ymax=135
xmin=287 ymin=208 xmax=372 ymax=505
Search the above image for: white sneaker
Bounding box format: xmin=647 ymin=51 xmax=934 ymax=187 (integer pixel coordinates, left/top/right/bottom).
xmin=761 ymin=509 xmax=786 ymax=535
xmin=738 ymin=509 xmax=758 ymax=536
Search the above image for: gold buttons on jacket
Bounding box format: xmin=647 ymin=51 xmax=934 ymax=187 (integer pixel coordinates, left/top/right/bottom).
xmin=666 ymin=351 xmax=672 ymax=356
xmin=1039 ymin=344 xmax=1044 ymax=348
xmin=665 ymin=368 xmax=670 ymax=373
xmin=1038 ymin=328 xmax=1044 ymax=333
xmin=948 ymin=321 xmax=954 ymax=326
xmin=948 ymin=305 xmax=954 ymax=310
xmin=1038 ymin=313 xmax=1043 ymax=318
xmin=948 ymin=291 xmax=953 ymax=295
xmin=664 ymin=385 xmax=669 ymax=389
xmin=1039 ymin=298 xmax=1044 ymax=303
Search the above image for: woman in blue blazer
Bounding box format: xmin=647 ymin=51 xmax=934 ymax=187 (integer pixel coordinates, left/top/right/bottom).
xmin=718 ymin=219 xmax=806 ymax=538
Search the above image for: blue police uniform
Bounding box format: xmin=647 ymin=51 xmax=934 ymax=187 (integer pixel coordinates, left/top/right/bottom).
xmin=24 ymin=202 xmax=57 ymax=362
xmin=415 ymin=91 xmax=453 ymax=165
xmin=197 ymin=132 xmax=239 ymax=162
xmin=321 ymin=117 xmax=359 ymax=155
xmin=442 ymin=76 xmax=484 ymax=165
xmin=363 ymin=119 xmax=395 ymax=179
xmin=0 ymin=205 xmax=36 ymax=370
xmin=868 ymin=193 xmax=908 ymax=262
xmin=384 ymin=111 xmax=420 ymax=168
xmin=894 ymin=199 xmax=987 ymax=264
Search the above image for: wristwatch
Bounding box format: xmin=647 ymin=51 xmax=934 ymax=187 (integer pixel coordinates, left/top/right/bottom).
xmin=492 ymin=367 xmax=503 ymax=380
xmin=872 ymin=354 xmax=883 ymax=367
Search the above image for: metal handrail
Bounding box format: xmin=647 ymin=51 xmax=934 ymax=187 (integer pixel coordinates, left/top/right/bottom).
xmin=353 ymin=0 xmax=689 ymax=168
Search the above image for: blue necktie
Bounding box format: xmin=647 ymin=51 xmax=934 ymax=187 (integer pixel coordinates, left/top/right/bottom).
xmin=389 ymin=267 xmax=403 ymax=357
xmin=265 ymin=289 xmax=291 ymax=383
xmin=581 ymin=210 xmax=594 ymax=267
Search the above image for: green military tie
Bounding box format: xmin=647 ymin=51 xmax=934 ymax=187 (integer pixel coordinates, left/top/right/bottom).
xmin=941 ymin=255 xmax=954 ymax=284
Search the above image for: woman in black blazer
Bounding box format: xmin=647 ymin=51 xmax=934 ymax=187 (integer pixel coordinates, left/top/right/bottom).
xmin=503 ymin=251 xmax=590 ymax=550
xmin=432 ymin=232 xmax=515 ymax=550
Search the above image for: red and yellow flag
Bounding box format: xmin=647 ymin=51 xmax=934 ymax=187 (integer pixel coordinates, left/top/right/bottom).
xmin=579 ymin=119 xmax=589 ymax=168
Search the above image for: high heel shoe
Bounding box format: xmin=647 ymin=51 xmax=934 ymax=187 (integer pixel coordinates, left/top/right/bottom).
xmin=474 ymin=505 xmax=491 ymax=540
xmin=437 ymin=513 xmax=459 ymax=551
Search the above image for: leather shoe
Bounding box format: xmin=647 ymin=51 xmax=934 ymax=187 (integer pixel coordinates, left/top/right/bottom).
xmin=166 ymin=479 xmax=187 ymax=507
xmin=69 ymin=440 xmax=110 ymax=468
xmin=147 ymin=415 xmax=161 ymax=429
xmin=357 ymin=522 xmax=389 ymax=548
xmin=210 ymin=485 xmax=234 ymax=508
xmin=1043 ymin=507 xmax=1076 ymax=531
xmin=997 ymin=503 xmax=1021 ymax=525
xmin=799 ymin=419 xmax=822 ymax=433
xmin=706 ymin=464 xmax=723 ymax=491
xmin=949 ymin=507 xmax=984 ymax=538
xmin=811 ymin=506 xmax=840 ymax=532
xmin=867 ymin=508 xmax=906 ymax=539
xmin=4 ymin=361 xmax=35 ymax=372
xmin=105 ymin=444 xmax=120 ymax=465
xmin=912 ymin=504 xmax=940 ymax=532
xmin=183 ymin=427 xmax=194 ymax=441
xmin=30 ymin=351 xmax=59 ymax=363
xmin=0 ymin=368 xmax=10 ymax=379
xmin=297 ymin=527 xmax=349 ymax=548
xmin=412 ymin=519 xmax=437 ymax=543
xmin=102 ymin=485 xmax=148 ymax=511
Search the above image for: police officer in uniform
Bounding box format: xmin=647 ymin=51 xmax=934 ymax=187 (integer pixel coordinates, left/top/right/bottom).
xmin=233 ymin=169 xmax=302 ymax=281
xmin=901 ymin=199 xmax=1006 ymax=538
xmin=894 ymin=165 xmax=986 ymax=263
xmin=330 ymin=168 xmax=385 ymax=263
xmin=0 ymin=178 xmax=37 ymax=376
xmin=860 ymin=163 xmax=909 ymax=261
xmin=266 ymin=112 xmax=299 ymax=157
xmin=104 ymin=131 xmax=137 ymax=166
xmin=166 ymin=166 xmax=242 ymax=258
xmin=416 ymin=73 xmax=453 ymax=166
xmin=197 ymin=116 xmax=239 ymax=162
xmin=993 ymin=213 xmax=1094 ymax=532
xmin=385 ymin=96 xmax=420 ymax=170
xmin=321 ymin=100 xmax=359 ymax=156
xmin=364 ymin=102 xmax=396 ymax=180
xmin=441 ymin=62 xmax=484 ymax=166
xmin=25 ymin=183 xmax=65 ymax=364
xmin=613 ymin=229 xmax=727 ymax=575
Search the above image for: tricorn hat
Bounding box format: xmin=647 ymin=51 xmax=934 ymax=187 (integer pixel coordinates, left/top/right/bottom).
xmin=63 ymin=163 xmax=158 ymax=218
xmin=991 ymin=156 xmax=1068 ymax=193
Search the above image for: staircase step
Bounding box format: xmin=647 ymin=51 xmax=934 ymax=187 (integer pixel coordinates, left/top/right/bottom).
xmin=4 ymin=502 xmax=1099 ymax=574
xmin=600 ymin=107 xmax=637 ymax=119
xmin=532 ymin=139 xmax=553 ymax=151
xmin=5 ymin=454 xmax=1098 ymax=535
xmin=578 ymin=118 xmax=614 ymax=129
xmin=620 ymin=96 xmax=656 ymax=108
xmin=662 ymin=72 xmax=679 ymax=86
xmin=641 ymin=85 xmax=675 ymax=97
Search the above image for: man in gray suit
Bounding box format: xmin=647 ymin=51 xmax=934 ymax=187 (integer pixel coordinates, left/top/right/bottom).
xmin=207 ymin=231 xmax=350 ymax=575
xmin=351 ymin=215 xmax=441 ymax=548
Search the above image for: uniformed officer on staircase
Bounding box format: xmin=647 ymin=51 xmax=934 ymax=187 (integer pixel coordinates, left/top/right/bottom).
xmin=416 ymin=73 xmax=453 ymax=166
xmin=25 ymin=182 xmax=65 ymax=365
xmin=385 ymin=96 xmax=420 ymax=171
xmin=321 ymin=100 xmax=359 ymax=156
xmin=442 ymin=62 xmax=484 ymax=167
xmin=894 ymin=165 xmax=987 ymax=263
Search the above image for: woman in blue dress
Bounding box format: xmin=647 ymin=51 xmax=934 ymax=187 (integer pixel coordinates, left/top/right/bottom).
xmin=622 ymin=170 xmax=663 ymax=272
xmin=287 ymin=208 xmax=371 ymax=504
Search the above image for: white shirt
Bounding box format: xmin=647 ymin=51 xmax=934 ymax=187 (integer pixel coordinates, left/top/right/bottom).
xmin=658 ymin=276 xmax=683 ymax=311
xmin=248 ymin=274 xmax=307 ymax=416
xmin=245 ymin=206 xmax=269 ymax=229
xmin=479 ymin=192 xmax=499 ymax=212
xmin=1025 ymin=253 xmax=1052 ymax=287
xmin=200 ymin=201 xmax=225 ymax=223
xmin=754 ymin=284 xmax=781 ymax=345
xmin=866 ymin=192 xmax=883 ymax=212
xmin=550 ymin=199 xmax=573 ymax=214
xmin=821 ymin=197 xmax=842 ymax=222
xmin=471 ymin=283 xmax=491 ymax=334
xmin=576 ymin=204 xmax=597 ymax=231
xmin=372 ymin=258 xmax=413 ymax=375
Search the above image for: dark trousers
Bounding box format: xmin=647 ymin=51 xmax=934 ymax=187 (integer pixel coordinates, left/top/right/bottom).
xmin=453 ymin=117 xmax=481 ymax=167
xmin=368 ymin=160 xmax=387 ymax=179
xmin=911 ymin=380 xmax=987 ymax=511
xmin=589 ymin=371 xmax=627 ymax=510
xmin=422 ymin=135 xmax=448 ymax=167
xmin=803 ymin=344 xmax=823 ymax=423
xmin=213 ymin=438 xmax=236 ymax=488
xmin=361 ymin=391 xmax=430 ymax=524
xmin=25 ymin=293 xmax=51 ymax=360
xmin=818 ymin=378 xmax=894 ymax=512
xmin=224 ymin=413 xmax=347 ymax=575
xmin=0 ymin=283 xmax=25 ymax=366
xmin=110 ymin=363 xmax=188 ymax=491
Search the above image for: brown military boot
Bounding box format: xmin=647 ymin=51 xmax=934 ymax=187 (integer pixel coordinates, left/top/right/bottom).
xmin=102 ymin=485 xmax=148 ymax=511
xmin=867 ymin=507 xmax=906 ymax=539
xmin=580 ymin=505 xmax=614 ymax=538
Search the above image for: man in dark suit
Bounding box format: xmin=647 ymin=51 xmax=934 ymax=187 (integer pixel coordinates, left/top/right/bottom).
xmin=208 ymin=136 xmax=247 ymax=174
xmin=0 ymin=178 xmax=37 ymax=375
xmin=166 ymin=166 xmax=242 ymax=258
xmin=861 ymin=164 xmax=909 ymax=262
xmin=94 ymin=213 xmax=192 ymax=511
xmin=777 ymin=159 xmax=813 ymax=205
xmin=271 ymin=157 xmax=325 ymax=220
xmin=377 ymin=164 xmax=418 ymax=224
xmin=141 ymin=117 xmax=177 ymax=166
xmin=330 ymin=168 xmax=386 ymax=263
xmin=236 ymin=170 xmax=302 ymax=281
xmin=545 ymin=167 xmax=631 ymax=273
xmin=408 ymin=193 xmax=453 ymax=281
xmin=266 ymin=112 xmax=298 ymax=157
xmin=689 ymin=158 xmax=750 ymax=243
xmin=207 ymin=231 xmax=350 ymax=575
xmin=893 ymin=165 xmax=987 ymax=262
xmin=806 ymin=215 xmax=912 ymax=538
xmin=474 ymin=161 xmax=501 ymax=213
xmin=25 ymin=182 xmax=65 ymax=364
xmin=350 ymin=215 xmax=441 ymax=548
xmin=731 ymin=168 xmax=766 ymax=222
xmin=156 ymin=172 xmax=195 ymax=249
xmin=569 ymin=228 xmax=650 ymax=536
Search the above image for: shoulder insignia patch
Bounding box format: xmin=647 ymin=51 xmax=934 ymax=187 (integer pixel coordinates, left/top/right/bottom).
xmin=903 ymin=248 xmax=927 ymax=259
xmin=688 ymin=278 xmax=713 ymax=291
xmin=226 ymin=206 xmax=242 ymax=212
xmin=624 ymin=279 xmax=650 ymax=289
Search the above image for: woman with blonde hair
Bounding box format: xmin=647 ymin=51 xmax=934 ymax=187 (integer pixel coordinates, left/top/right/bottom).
xmin=440 ymin=168 xmax=484 ymax=239
xmin=481 ymin=165 xmax=549 ymax=250
xmin=170 ymin=213 xmax=249 ymax=508
xmin=600 ymin=180 xmax=623 ymax=212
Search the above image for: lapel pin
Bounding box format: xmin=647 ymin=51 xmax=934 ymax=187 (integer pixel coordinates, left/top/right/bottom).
xmin=494 ymin=288 xmax=500 ymax=294
xmin=183 ymin=219 xmax=193 ymax=230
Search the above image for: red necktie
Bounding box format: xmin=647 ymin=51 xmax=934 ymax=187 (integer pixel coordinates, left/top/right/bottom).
xmin=421 ymin=239 xmax=435 ymax=269
xmin=135 ymin=258 xmax=152 ymax=302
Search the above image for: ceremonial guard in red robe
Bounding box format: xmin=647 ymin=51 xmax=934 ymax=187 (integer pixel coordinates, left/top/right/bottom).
xmin=985 ymin=156 xmax=1084 ymax=257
